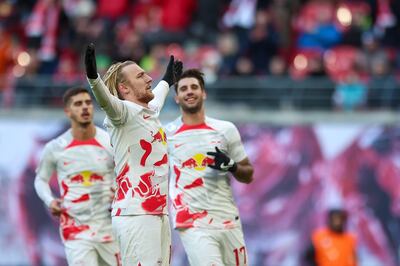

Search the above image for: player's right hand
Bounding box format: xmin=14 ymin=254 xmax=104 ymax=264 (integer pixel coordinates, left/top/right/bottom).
xmin=49 ymin=198 xmax=63 ymax=217
xmin=85 ymin=43 xmax=98 ymax=79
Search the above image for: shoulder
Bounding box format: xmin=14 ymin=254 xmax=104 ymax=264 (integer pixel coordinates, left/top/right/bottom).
xmin=42 ymin=130 xmax=70 ymax=155
xmin=95 ymin=126 xmax=109 ymax=138
xmin=206 ymin=117 xmax=238 ymax=135
xmin=206 ymin=117 xmax=236 ymax=129
xmin=345 ymin=232 xmax=357 ymax=242
xmin=95 ymin=126 xmax=112 ymax=148
xmin=164 ymin=117 xmax=183 ymax=135
xmin=49 ymin=130 xmax=72 ymax=150
xmin=312 ymin=228 xmax=329 ymax=240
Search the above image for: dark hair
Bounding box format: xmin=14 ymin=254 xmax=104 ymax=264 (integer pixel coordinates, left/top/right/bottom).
xmin=175 ymin=69 xmax=205 ymax=92
xmin=328 ymin=209 xmax=347 ymax=219
xmin=62 ymin=87 xmax=90 ymax=106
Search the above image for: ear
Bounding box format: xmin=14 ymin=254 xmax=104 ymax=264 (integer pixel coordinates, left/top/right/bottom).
xmin=64 ymin=106 xmax=71 ymax=118
xmin=203 ymin=90 xmax=207 ymax=100
xmin=174 ymin=95 xmax=179 ymax=104
xmin=118 ymin=83 xmax=129 ymax=96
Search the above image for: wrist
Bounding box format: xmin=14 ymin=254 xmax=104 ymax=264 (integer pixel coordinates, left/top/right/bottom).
xmin=228 ymin=161 xmax=237 ymax=173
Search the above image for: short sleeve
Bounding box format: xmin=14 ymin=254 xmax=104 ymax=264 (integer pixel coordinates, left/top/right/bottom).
xmin=225 ymin=123 xmax=247 ymax=162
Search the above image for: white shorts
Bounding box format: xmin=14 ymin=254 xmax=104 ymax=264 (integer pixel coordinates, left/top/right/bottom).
xmin=112 ymin=215 xmax=171 ymax=266
xmin=64 ymin=239 xmax=121 ymax=266
xmin=179 ymin=226 xmax=248 ymax=266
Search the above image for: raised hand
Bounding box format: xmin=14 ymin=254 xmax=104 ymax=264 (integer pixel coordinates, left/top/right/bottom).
xmin=207 ymin=147 xmax=237 ymax=173
xmin=85 ymin=43 xmax=98 ymax=79
xmin=162 ymin=55 xmax=183 ymax=87
xmin=174 ymin=60 xmax=183 ymax=83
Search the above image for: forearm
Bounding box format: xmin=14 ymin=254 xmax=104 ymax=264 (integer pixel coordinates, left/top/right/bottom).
xmin=87 ymin=74 xmax=125 ymax=121
xmin=232 ymin=163 xmax=253 ymax=184
xmin=149 ymin=80 xmax=169 ymax=110
xmin=34 ymin=175 xmax=54 ymax=207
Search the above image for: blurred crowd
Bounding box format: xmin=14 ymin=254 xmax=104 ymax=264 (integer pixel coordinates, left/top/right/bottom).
xmin=0 ymin=0 xmax=399 ymax=109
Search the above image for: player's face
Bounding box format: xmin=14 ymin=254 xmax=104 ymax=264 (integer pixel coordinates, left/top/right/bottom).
xmin=175 ymin=77 xmax=206 ymax=114
xmin=121 ymin=63 xmax=154 ymax=104
xmin=65 ymin=92 xmax=93 ymax=126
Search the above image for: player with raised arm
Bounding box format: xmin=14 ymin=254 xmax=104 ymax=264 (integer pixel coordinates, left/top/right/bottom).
xmin=35 ymin=87 xmax=120 ymax=265
xmin=165 ymin=69 xmax=254 ymax=266
xmin=85 ymin=44 xmax=182 ymax=265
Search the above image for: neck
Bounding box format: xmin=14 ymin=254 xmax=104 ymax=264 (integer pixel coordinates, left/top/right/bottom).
xmin=125 ymin=94 xmax=150 ymax=109
xmin=71 ymin=122 xmax=96 ymax=140
xmin=181 ymin=109 xmax=205 ymax=125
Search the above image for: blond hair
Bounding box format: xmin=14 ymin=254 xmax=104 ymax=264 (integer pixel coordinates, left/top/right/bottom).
xmin=103 ymin=61 xmax=135 ymax=99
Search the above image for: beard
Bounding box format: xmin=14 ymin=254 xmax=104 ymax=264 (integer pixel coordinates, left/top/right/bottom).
xmin=71 ymin=113 xmax=92 ymax=127
xmin=180 ymin=100 xmax=203 ymax=114
xmin=78 ymin=121 xmax=91 ymax=127
xmin=136 ymin=90 xmax=154 ymax=104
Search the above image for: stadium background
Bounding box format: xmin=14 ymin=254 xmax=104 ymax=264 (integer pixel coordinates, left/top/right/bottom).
xmin=0 ymin=0 xmax=400 ymax=265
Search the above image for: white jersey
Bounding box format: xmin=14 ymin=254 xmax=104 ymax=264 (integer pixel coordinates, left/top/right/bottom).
xmin=35 ymin=127 xmax=115 ymax=242
xmin=165 ymin=116 xmax=247 ymax=229
xmin=88 ymin=77 xmax=169 ymax=216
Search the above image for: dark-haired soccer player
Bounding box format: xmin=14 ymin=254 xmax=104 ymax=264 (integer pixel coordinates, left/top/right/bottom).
xmin=35 ymin=87 xmax=120 ymax=265
xmin=165 ymin=69 xmax=254 ymax=266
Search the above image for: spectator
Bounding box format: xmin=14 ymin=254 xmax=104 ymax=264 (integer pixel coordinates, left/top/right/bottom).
xmin=245 ymin=9 xmax=279 ymax=75
xmin=304 ymin=208 xmax=358 ymax=266
xmin=297 ymin=2 xmax=342 ymax=51
xmin=269 ymin=56 xmax=287 ymax=76
xmin=368 ymin=57 xmax=399 ymax=109
xmin=216 ymin=31 xmax=239 ymax=76
xmin=356 ymin=32 xmax=389 ymax=75
xmin=333 ymin=71 xmax=367 ymax=111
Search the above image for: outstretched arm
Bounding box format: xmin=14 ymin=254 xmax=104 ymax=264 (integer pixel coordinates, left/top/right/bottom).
xmin=85 ymin=44 xmax=127 ymax=124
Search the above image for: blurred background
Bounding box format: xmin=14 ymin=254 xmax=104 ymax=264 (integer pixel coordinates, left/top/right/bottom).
xmin=0 ymin=0 xmax=400 ymax=265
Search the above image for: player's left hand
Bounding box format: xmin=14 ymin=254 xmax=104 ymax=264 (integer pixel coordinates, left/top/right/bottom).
xmin=207 ymin=147 xmax=237 ymax=172
xmin=162 ymin=55 xmax=183 ymax=87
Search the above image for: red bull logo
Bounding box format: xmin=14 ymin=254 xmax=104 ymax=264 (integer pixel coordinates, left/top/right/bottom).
xmin=151 ymin=128 xmax=167 ymax=145
xmin=70 ymin=171 xmax=104 ymax=186
xmin=181 ymin=153 xmax=214 ymax=171
xmin=90 ymin=173 xmax=104 ymax=182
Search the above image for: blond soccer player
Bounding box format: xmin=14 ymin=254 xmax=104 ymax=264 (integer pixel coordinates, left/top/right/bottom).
xmin=85 ymin=44 xmax=182 ymax=265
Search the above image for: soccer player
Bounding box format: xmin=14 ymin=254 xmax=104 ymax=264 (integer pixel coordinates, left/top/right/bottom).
xmin=165 ymin=69 xmax=254 ymax=266
xmin=85 ymin=44 xmax=182 ymax=265
xmin=34 ymin=87 xmax=120 ymax=265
